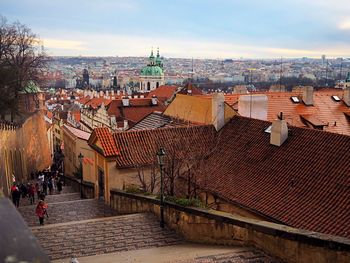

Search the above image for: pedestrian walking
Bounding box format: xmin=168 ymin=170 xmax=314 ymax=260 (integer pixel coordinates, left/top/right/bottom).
xmin=42 ymin=180 xmax=48 ymax=195
xmin=48 ymin=178 xmax=53 ymax=195
xmin=28 ymin=183 xmax=35 ymax=205
xmin=11 ymin=184 xmax=21 ymax=207
xmin=57 ymin=179 xmax=63 ymax=194
xmin=35 ymin=199 xmax=48 ymax=226
xmin=35 ymin=182 xmax=41 ymax=200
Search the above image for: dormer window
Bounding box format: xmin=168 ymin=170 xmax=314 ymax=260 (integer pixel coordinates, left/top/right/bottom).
xmin=332 ymin=95 xmax=341 ymax=102
xmin=291 ymin=96 xmax=300 ymax=103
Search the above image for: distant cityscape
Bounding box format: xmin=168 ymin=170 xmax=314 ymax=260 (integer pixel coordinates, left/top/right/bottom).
xmin=44 ymin=53 xmax=350 ymax=92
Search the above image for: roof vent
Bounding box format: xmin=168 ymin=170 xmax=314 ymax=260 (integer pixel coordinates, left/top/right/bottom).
xmin=151 ymin=95 xmax=158 ymax=105
xmin=270 ymin=112 xmax=288 ymax=147
xmin=122 ymin=97 xmax=129 ymax=107
xmin=332 ymin=95 xmax=341 ymax=102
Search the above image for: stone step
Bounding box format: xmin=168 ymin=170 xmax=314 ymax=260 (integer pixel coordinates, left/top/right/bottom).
xmin=18 ymin=199 xmax=117 ymax=227
xmin=31 ymin=213 xmax=183 ymax=261
xmin=19 ymin=192 xmax=81 ymax=207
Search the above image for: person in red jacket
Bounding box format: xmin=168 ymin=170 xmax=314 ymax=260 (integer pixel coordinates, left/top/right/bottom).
xmin=35 ymin=199 xmax=48 ymax=225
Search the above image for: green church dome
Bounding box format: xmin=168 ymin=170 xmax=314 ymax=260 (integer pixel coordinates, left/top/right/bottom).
xmin=140 ymin=48 xmax=164 ymax=76
xmin=141 ymin=65 xmax=163 ymax=76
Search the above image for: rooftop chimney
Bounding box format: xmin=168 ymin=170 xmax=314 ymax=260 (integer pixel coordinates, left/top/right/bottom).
xmin=122 ymin=96 xmax=129 ymax=107
xmin=212 ymin=92 xmax=225 ymax=131
xmin=151 ymin=95 xmax=158 ymax=105
xmin=344 ymin=87 xmax=350 ymax=107
xmin=233 ymin=85 xmax=248 ymax=94
xmin=270 ymin=113 xmax=288 ymax=146
xmin=238 ymin=95 xmax=268 ymax=120
xmin=302 ymin=86 xmax=313 ymax=106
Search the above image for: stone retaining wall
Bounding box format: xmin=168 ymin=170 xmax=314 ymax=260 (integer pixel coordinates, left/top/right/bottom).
xmin=62 ymin=175 xmax=94 ymax=199
xmin=110 ymin=189 xmax=350 ymax=263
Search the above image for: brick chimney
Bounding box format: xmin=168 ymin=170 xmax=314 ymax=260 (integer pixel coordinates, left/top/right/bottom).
xmin=151 ymin=95 xmax=158 ymax=105
xmin=270 ymin=113 xmax=288 ymax=146
xmin=302 ymin=86 xmax=313 ymax=106
xmin=122 ymin=96 xmax=129 ymax=106
xmin=238 ymin=94 xmax=268 ymax=120
xmin=212 ymin=92 xmax=225 ymax=131
xmin=344 ymin=87 xmax=350 ymax=107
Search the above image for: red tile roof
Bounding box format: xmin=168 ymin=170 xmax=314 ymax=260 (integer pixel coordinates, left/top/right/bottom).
xmin=112 ymin=125 xmax=216 ymax=168
xmin=63 ymin=124 xmax=91 ymax=141
xmin=199 ymin=89 xmax=350 ymax=135
xmin=146 ymin=85 xmax=178 ymax=99
xmin=85 ymin=98 xmax=112 ymax=109
xmin=198 ymin=115 xmax=350 ymax=238
xmin=90 ymin=127 xmax=119 ymax=157
xmin=107 ymin=98 xmax=167 ymax=125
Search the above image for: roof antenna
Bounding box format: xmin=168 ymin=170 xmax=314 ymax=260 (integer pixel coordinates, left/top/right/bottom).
xmin=279 ymin=57 xmax=283 ymax=91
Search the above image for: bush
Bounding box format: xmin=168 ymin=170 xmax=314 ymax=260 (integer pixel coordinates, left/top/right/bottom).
xmin=125 ymin=185 xmax=144 ymax=194
xmin=164 ymin=196 xmax=206 ymax=208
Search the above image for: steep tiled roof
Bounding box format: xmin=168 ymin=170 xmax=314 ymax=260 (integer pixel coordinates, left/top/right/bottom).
xmin=85 ymin=98 xmax=112 ymax=109
xmin=198 ymin=115 xmax=350 ymax=238
xmin=113 ymin=125 xmax=216 ymax=168
xmin=146 ymin=85 xmax=178 ymax=99
xmin=200 ymin=89 xmax=350 ymax=135
xmin=91 ymin=127 xmax=119 ymax=157
xmin=63 ymin=124 xmax=91 ymax=141
xmin=128 ymin=112 xmax=193 ymax=131
xmin=107 ymin=98 xmax=167 ymax=126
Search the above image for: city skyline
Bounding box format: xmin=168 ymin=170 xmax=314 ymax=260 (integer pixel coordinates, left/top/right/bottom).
xmin=1 ymin=0 xmax=350 ymax=58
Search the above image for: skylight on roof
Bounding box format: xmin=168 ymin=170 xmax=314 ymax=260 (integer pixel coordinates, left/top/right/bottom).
xmin=332 ymin=95 xmax=341 ymax=102
xmin=264 ymin=125 xmax=272 ymax=133
xmin=291 ymin=96 xmax=300 ymax=103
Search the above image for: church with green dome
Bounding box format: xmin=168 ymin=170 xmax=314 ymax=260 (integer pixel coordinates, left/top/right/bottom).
xmin=139 ymin=48 xmax=165 ymax=93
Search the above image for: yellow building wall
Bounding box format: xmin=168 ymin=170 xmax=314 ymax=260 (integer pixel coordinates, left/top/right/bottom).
xmin=164 ymin=94 xmax=236 ymax=124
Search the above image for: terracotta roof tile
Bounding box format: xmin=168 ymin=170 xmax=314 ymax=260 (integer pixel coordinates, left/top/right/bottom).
xmin=197 ymin=115 xmax=350 ymax=238
xmin=146 ymin=85 xmax=178 ymax=99
xmin=113 ymin=125 xmax=216 ymax=168
xmin=92 ymin=127 xmax=119 ymax=157
xmin=199 ymin=89 xmax=350 ymax=135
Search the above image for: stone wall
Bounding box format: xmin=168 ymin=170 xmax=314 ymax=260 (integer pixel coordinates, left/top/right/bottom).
xmin=0 ymin=112 xmax=51 ymax=196
xmin=110 ymin=189 xmax=350 ymax=263
xmin=62 ymin=174 xmax=95 ymax=199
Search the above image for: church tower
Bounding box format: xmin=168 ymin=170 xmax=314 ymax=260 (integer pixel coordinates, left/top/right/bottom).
xmin=139 ymin=48 xmax=165 ymax=93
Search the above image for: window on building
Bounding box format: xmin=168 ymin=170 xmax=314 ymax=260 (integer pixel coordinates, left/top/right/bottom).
xmin=291 ymin=96 xmax=300 ymax=103
xmin=332 ymin=95 xmax=341 ymax=102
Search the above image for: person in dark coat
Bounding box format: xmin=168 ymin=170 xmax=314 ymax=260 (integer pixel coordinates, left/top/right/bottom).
xmin=57 ymin=180 xmax=63 ymax=194
xmin=11 ymin=184 xmax=21 ymax=207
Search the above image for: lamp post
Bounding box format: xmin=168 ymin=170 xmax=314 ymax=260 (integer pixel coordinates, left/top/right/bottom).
xmin=78 ymin=152 xmax=84 ymax=198
xmin=156 ymin=147 xmax=166 ymax=228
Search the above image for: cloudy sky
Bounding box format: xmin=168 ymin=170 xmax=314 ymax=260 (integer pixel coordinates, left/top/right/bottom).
xmin=1 ymin=0 xmax=350 ymax=58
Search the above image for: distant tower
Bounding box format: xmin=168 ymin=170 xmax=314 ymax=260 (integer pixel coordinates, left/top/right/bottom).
xmin=139 ymin=48 xmax=165 ymax=93
xmin=322 ymin=55 xmax=326 ymax=66
xmin=82 ymin=69 xmax=89 ymax=87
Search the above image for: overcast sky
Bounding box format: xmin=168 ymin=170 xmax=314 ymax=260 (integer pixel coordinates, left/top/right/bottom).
xmin=1 ymin=0 xmax=350 ymax=58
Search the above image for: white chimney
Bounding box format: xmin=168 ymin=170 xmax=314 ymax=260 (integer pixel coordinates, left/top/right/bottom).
xmin=151 ymin=95 xmax=158 ymax=105
xmin=99 ymin=91 xmax=104 ymax=97
xmin=106 ymin=90 xmax=109 ymax=97
xmin=122 ymin=96 xmax=129 ymax=106
xmin=117 ymin=90 xmax=120 ymax=96
xmin=302 ymin=86 xmax=313 ymax=106
xmin=134 ymin=95 xmax=138 ymax=99
xmin=344 ymin=87 xmax=350 ymax=107
xmin=238 ymin=95 xmax=268 ymax=120
xmin=140 ymin=95 xmax=144 ymax=98
xmin=270 ymin=113 xmax=288 ymax=146
xmin=212 ymin=92 xmax=225 ymax=131
xmin=111 ymin=90 xmax=115 ymax=96
xmin=123 ymin=120 xmax=129 ymax=129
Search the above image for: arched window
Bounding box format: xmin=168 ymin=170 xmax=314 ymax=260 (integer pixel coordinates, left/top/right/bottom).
xmin=147 ymin=82 xmax=150 ymax=90
xmin=156 ymin=82 xmax=159 ymax=88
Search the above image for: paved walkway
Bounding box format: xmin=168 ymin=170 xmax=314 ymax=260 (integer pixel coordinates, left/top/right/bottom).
xmin=18 ymin=186 xmax=281 ymax=262
xmin=32 ymin=213 xmax=182 ymax=260
xmin=52 ymin=243 xmax=281 ymax=263
xmin=19 ymin=199 xmax=117 ymax=227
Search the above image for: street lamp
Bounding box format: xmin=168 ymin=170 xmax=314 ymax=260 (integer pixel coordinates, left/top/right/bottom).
xmin=78 ymin=152 xmax=84 ymax=198
xmin=156 ymin=147 xmax=166 ymax=228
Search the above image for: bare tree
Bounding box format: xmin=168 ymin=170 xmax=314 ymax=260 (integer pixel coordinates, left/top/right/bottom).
xmin=0 ymin=16 xmax=48 ymax=120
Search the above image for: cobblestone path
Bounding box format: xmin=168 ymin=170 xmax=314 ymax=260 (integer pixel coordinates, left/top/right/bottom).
xmin=19 ymin=199 xmax=117 ymax=227
xmin=32 ymin=213 xmax=182 ymax=260
xmin=19 ymin=192 xmax=81 ymax=206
